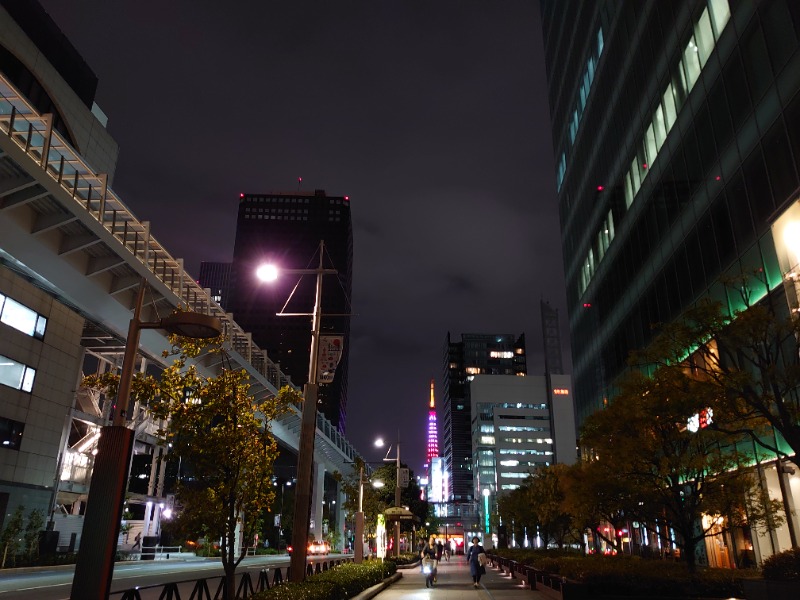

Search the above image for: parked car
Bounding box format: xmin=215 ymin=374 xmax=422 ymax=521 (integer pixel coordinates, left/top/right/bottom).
xmin=308 ymin=540 xmax=330 ymax=555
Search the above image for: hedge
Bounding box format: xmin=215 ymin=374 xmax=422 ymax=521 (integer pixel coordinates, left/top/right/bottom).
xmin=251 ymin=560 xmax=396 ymax=600
xmin=492 ymin=549 xmax=761 ymax=598
xmin=761 ymin=548 xmax=800 ymax=581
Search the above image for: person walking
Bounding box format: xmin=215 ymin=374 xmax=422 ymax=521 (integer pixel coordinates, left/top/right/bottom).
xmin=132 ymin=532 xmax=142 ymax=551
xmin=436 ymin=539 xmax=444 ymax=561
xmin=421 ymin=535 xmax=438 ymax=588
xmin=465 ymin=536 xmax=486 ymax=588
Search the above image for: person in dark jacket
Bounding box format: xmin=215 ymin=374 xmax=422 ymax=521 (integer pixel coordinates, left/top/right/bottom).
xmin=421 ymin=535 xmax=438 ymax=587
xmin=465 ymin=536 xmax=486 ymax=587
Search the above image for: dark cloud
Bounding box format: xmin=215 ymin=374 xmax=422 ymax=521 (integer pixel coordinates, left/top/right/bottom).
xmin=39 ymin=0 xmax=569 ymax=472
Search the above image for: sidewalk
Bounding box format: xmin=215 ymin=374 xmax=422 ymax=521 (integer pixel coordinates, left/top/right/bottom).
xmin=374 ymin=555 xmax=546 ymax=600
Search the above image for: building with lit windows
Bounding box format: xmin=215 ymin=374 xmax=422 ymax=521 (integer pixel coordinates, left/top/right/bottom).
xmin=441 ymin=333 xmax=526 ymax=531
xmin=198 ymin=262 xmax=232 ymax=310
xmin=226 ymin=190 xmax=353 ymax=432
xmin=542 ymin=0 xmax=800 ymax=564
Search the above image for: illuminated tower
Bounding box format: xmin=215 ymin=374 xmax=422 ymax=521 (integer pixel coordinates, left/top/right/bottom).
xmin=426 ymin=379 xmax=439 ymax=465
xmin=426 ymin=379 xmax=447 ymax=508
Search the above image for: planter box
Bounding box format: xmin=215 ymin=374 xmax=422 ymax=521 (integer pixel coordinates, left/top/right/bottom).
xmin=742 ymin=579 xmax=796 ymax=600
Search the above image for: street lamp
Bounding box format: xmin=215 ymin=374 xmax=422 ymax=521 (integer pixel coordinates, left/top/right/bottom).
xmin=71 ymin=278 xmax=222 ymax=599
xmin=274 ymin=479 xmax=292 ymax=549
xmin=380 ymin=433 xmax=402 ymax=558
xmin=354 ymin=465 xmax=385 ymax=564
xmin=256 ymin=240 xmax=337 ymax=583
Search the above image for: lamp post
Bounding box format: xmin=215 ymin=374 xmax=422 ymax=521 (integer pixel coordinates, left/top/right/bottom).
xmin=353 ymin=465 xmax=384 ymax=563
xmin=274 ymin=479 xmax=292 ymax=550
xmin=379 ymin=433 xmax=402 ymax=557
xmin=71 ymin=278 xmax=222 ymax=599
xmin=257 ymin=241 xmax=337 ymax=583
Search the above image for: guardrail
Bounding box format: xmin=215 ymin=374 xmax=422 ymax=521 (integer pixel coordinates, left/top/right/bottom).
xmin=487 ymin=553 xmax=587 ymax=600
xmin=0 ymin=71 xmax=362 ymax=467
xmin=110 ymin=557 xmax=353 ymax=599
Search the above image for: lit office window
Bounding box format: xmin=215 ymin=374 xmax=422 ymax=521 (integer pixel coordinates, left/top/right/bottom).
xmin=0 ymin=354 xmax=36 ymax=392
xmin=0 ymin=417 xmax=24 ymax=451
xmin=0 ymin=294 xmax=47 ymax=340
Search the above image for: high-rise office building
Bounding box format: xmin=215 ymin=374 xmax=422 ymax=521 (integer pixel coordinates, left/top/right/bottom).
xmin=198 ymin=261 xmax=232 ymax=310
xmin=542 ymin=0 xmax=800 ymax=561
xmin=442 ymin=333 xmax=526 ymax=505
xmin=227 ymin=190 xmax=353 ymax=432
xmin=470 ymin=373 xmax=577 ymax=542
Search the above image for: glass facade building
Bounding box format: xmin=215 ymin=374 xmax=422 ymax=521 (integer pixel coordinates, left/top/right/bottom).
xmin=542 ymin=0 xmax=800 ymax=424
xmin=541 ymin=0 xmax=800 ymax=562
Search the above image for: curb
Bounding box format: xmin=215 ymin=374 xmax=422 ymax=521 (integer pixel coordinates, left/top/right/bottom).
xmin=351 ymin=572 xmax=403 ymax=600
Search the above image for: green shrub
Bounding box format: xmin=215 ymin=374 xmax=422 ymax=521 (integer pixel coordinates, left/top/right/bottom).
xmin=762 ymin=548 xmax=800 ymax=581
xmin=252 ymin=560 xmax=396 ymax=600
xmin=384 ymin=552 xmax=418 ymax=566
xmin=489 ymin=549 xmax=760 ymax=598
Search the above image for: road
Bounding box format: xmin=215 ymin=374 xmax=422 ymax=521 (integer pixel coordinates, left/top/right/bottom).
xmin=0 ymin=554 xmax=347 ymax=600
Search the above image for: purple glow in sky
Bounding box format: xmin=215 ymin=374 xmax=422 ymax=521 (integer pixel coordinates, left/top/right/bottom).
xmin=39 ymin=0 xmax=569 ymax=474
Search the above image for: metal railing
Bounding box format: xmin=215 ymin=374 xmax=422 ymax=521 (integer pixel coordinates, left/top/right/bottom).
xmin=0 ymin=72 xmax=361 ymax=466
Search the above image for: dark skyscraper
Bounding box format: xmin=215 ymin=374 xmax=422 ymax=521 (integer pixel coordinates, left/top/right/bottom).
xmin=541 ymin=0 xmax=800 ymax=431
xmin=442 ymin=333 xmax=526 ymax=504
xmin=540 ymin=300 xmax=564 ymax=376
xmin=227 ymin=190 xmax=353 ymax=432
xmin=198 ymin=261 xmax=232 ymax=310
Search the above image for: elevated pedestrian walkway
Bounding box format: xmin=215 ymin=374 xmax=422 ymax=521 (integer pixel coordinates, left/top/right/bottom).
xmin=374 ymin=555 xmax=547 ymax=600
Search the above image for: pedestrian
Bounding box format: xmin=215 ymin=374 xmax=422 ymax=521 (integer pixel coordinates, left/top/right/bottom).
xmin=421 ymin=535 xmax=438 ymax=588
xmin=436 ymin=539 xmax=444 ymax=561
xmin=465 ymin=536 xmax=486 ymax=588
xmin=132 ymin=532 xmax=142 ymax=551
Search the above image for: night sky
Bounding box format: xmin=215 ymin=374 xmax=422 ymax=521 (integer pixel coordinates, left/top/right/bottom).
xmin=38 ymin=0 xmax=569 ymax=474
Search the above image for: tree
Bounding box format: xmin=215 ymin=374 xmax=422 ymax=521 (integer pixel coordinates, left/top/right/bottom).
xmin=337 ymin=460 xmax=428 ymax=547
xmin=85 ymin=332 xmax=292 ymax=600
xmin=581 ymin=363 xmax=780 ymax=572
xmin=23 ymin=509 xmax=44 ymax=563
xmin=495 ymin=466 xmax=580 ymax=550
xmin=636 ymin=288 xmax=800 ymax=463
xmin=0 ymin=506 xmax=24 ymax=568
xmin=497 ymin=484 xmax=532 ymax=547
xmin=561 ymin=459 xmax=637 ymax=555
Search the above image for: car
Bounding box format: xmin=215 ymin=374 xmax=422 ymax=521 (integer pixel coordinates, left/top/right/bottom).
xmin=308 ymin=540 xmax=330 ymax=555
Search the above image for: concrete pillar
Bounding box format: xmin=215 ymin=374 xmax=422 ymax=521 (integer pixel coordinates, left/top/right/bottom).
xmin=142 ymin=501 xmax=152 ymax=537
xmin=311 ymin=463 xmax=325 ymax=542
xmin=337 ymin=487 xmax=347 ymax=552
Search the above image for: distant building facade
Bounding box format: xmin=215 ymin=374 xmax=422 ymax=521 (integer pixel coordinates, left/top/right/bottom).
xmin=198 ymin=262 xmax=232 ymax=310
xmin=227 ymin=190 xmax=353 ymax=432
xmin=442 ymin=333 xmax=526 ymax=524
xmin=470 ymin=374 xmax=577 ymax=539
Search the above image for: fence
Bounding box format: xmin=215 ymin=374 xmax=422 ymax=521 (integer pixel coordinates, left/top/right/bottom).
xmin=110 ymin=557 xmax=353 ymax=600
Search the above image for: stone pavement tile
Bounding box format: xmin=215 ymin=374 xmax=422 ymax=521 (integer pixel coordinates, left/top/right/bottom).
xmin=375 ymin=557 xmax=548 ymax=600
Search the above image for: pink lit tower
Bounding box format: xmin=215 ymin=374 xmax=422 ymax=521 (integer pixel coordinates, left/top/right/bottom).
xmin=425 ymin=380 xmax=447 ymax=507
xmin=426 ymin=379 xmax=439 ymax=466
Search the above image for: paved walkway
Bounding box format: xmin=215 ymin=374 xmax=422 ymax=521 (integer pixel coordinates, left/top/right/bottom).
xmin=375 ymin=556 xmax=547 ymax=600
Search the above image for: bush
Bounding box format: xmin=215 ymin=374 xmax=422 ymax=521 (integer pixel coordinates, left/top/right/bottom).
xmin=489 ymin=549 xmax=760 ymax=598
xmin=762 ymin=548 xmax=800 ymax=581
xmin=384 ymin=552 xmax=418 ymax=566
xmin=252 ymin=560 xmax=396 ymax=600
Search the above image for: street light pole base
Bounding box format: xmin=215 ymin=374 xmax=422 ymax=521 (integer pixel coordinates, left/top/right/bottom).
xmin=71 ymin=425 xmax=135 ymax=600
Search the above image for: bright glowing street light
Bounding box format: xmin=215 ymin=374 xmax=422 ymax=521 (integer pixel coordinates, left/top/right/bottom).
xmin=256 ymin=240 xmax=338 ymax=583
xmin=255 ymin=263 xmax=279 ymax=282
xmin=374 ymin=438 xmax=385 ymax=448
